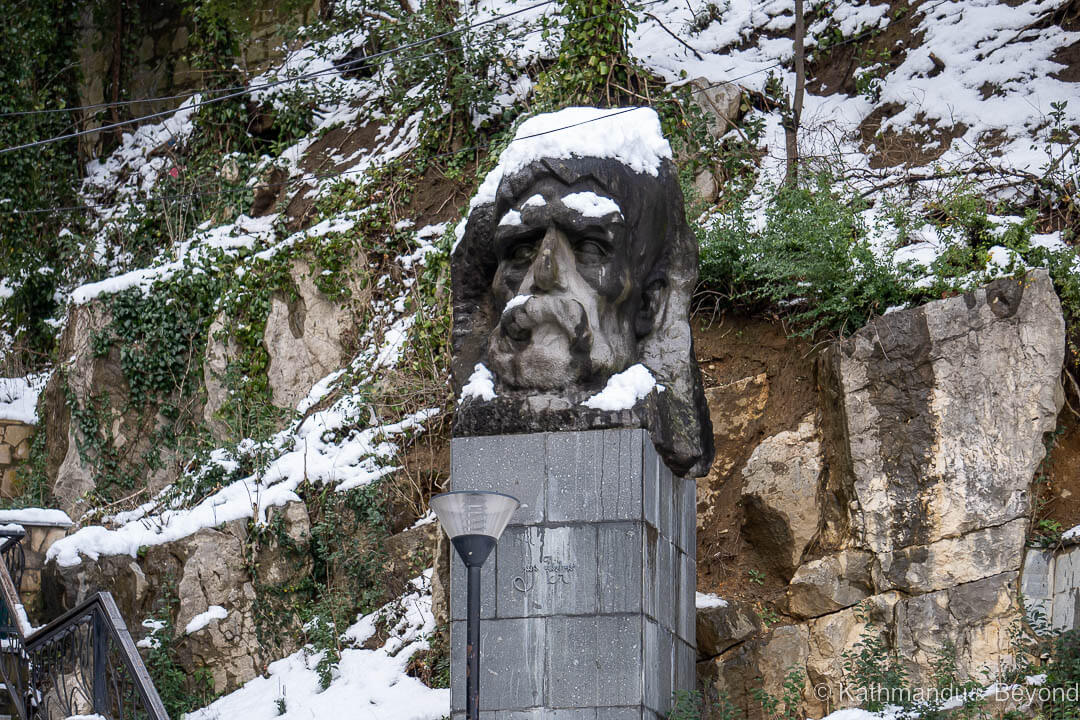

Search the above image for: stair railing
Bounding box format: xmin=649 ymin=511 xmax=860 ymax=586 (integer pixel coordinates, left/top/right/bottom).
xmin=0 ymin=527 xmax=168 ymax=720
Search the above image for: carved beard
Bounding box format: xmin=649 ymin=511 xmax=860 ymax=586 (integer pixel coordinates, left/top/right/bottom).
xmin=487 ymin=292 xmax=641 ymax=391
xmin=487 ymin=295 xmax=593 ymax=390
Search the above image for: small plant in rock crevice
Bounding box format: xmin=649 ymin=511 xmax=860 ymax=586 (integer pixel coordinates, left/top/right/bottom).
xmin=145 ymin=578 xmax=218 ymax=717
xmin=840 ymin=607 xmax=908 ymax=713
xmin=751 ymin=666 xmax=807 ymax=720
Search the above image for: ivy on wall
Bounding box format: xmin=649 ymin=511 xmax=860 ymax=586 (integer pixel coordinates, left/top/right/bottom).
xmin=0 ymin=0 xmax=83 ymax=362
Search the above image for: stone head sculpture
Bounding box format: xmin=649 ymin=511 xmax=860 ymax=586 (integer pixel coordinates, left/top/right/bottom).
xmin=451 ymin=107 xmax=714 ymax=477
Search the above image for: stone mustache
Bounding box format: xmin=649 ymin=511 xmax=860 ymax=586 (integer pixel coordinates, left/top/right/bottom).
xmin=451 ymin=108 xmax=713 ymax=477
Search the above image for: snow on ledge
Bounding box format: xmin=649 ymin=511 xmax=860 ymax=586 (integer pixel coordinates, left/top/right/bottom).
xmin=695 ymin=592 xmax=728 ymax=609
xmin=185 ymin=605 xmax=228 ymax=635
xmin=0 ymin=374 xmax=48 ymax=425
xmin=460 ymin=363 xmax=497 ymax=403
xmin=0 ymin=508 xmax=73 ymax=528
xmin=46 ymin=404 xmax=439 ymax=568
xmin=582 ymin=364 xmax=661 ymax=411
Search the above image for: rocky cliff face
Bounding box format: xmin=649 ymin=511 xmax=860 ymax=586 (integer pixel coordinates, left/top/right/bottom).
xmin=48 ymin=500 xmax=312 ymax=693
xmin=699 ymin=270 xmax=1065 ymax=717
xmin=26 ymin=268 xmax=1067 ymax=707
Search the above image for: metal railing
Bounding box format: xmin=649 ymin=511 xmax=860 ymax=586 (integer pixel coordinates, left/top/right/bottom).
xmin=0 ymin=528 xmax=168 ymax=720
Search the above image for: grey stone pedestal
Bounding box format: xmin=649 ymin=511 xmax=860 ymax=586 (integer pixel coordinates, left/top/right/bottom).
xmin=450 ymin=429 xmax=696 ymax=720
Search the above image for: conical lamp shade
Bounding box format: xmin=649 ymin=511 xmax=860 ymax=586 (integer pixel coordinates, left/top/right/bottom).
xmin=430 ymin=491 xmax=519 ymax=540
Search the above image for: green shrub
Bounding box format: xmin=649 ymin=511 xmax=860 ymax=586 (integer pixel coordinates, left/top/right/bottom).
xmin=699 ymin=175 xmax=909 ymax=337
xmin=751 ymin=666 xmax=806 ymax=720
xmin=840 ymin=607 xmax=908 ymax=712
xmin=1045 ymin=630 xmax=1080 ymax=720
xmin=145 ymin=580 xmax=218 ymax=717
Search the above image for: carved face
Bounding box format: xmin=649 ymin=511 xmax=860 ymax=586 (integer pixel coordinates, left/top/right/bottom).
xmin=487 ymin=175 xmax=645 ymax=390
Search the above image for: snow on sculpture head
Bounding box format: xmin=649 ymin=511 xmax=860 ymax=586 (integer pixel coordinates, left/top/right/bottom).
xmin=451 ymin=107 xmax=713 ymax=477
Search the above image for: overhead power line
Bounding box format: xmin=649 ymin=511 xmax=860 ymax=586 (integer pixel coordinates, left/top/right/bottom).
xmin=1 ymin=65 xmax=775 ymax=217
xmin=1 ymin=0 xmax=952 ymax=215
xmin=0 ymin=0 xmax=559 ymax=155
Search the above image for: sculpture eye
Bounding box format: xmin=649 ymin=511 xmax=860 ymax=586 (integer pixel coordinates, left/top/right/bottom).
xmin=508 ymin=240 xmax=538 ymax=263
xmin=574 ymin=238 xmax=608 ymax=261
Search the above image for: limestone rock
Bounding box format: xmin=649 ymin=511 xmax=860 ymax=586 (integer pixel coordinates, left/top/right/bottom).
xmin=176 ymin=526 xmax=262 ymax=692
xmin=704 ymin=624 xmax=811 ymax=720
xmin=740 ymin=413 xmax=823 ymax=574
xmin=830 ymin=271 xmax=1063 ymax=556
xmin=894 ymin=572 xmax=1019 ymax=686
xmin=733 ymin=271 xmax=1067 ymax=705
xmin=263 ymin=259 xmax=357 ymax=410
xmin=787 ymin=550 xmax=873 ymax=619
xmin=46 ymin=500 xmax=312 ymax=695
xmin=53 ymin=424 xmax=96 ymax=518
xmin=45 ymin=300 xmax=188 ymax=515
xmin=873 ymin=518 xmax=1027 ymax=594
xmin=431 ymin=529 xmax=451 ymax=628
xmin=202 ymin=314 xmax=238 ymax=441
xmin=383 ymin=521 xmax=438 ymax=597
xmin=689 ymin=78 xmax=744 ymax=139
xmin=693 ymin=169 xmax=719 ymax=204
xmin=696 ymin=597 xmax=763 ymax=658
xmin=805 ymin=592 xmax=901 ymax=713
xmin=48 ymin=303 xmax=114 ymax=515
xmin=705 ymin=372 xmax=769 ymax=478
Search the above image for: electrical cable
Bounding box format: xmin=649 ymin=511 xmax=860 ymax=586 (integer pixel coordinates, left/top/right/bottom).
xmin=0 ymin=0 xmax=560 ymax=154
xmin=0 ymin=1 xmax=570 ymax=120
xmin=1 ymin=0 xmax=951 ymax=215
xmin=0 ymin=63 xmax=777 ymax=216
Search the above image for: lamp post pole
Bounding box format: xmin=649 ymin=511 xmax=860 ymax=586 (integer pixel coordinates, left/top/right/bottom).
xmin=430 ymin=491 xmax=519 ymax=720
xmin=468 ymin=561 xmax=481 ymax=720
xmin=453 ymin=534 xmax=496 ymax=720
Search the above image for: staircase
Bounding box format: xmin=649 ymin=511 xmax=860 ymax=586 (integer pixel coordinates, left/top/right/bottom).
xmin=0 ymin=527 xmax=168 ymax=720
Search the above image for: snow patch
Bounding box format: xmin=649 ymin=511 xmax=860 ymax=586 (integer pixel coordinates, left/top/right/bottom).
xmin=460 ymin=363 xmax=497 ymax=403
xmin=296 ymin=369 xmax=345 ymax=414
xmin=471 ymin=107 xmax=672 ymax=208
xmin=185 ymin=605 xmax=228 ymax=635
xmin=499 ymin=209 xmax=523 ymax=227
xmin=696 ymin=592 xmax=728 ymax=609
xmin=0 ymin=374 xmax=48 ymax=424
xmin=582 ymin=364 xmax=661 ymax=411
xmin=137 ymin=618 xmax=165 ymax=649
xmin=186 ymin=574 xmax=448 ymax=720
xmin=503 ymin=294 xmax=531 ymax=314
xmin=561 ymin=192 xmax=622 ymax=219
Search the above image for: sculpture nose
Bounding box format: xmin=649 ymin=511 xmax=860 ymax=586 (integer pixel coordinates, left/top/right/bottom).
xmin=529 ymin=226 xmax=567 ymax=294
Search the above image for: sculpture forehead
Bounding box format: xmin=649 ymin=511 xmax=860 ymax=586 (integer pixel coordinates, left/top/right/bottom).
xmin=492 ymin=157 xmax=663 ymax=230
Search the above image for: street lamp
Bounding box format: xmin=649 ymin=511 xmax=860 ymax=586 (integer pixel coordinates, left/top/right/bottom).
xmin=429 ymin=490 xmax=519 ymax=720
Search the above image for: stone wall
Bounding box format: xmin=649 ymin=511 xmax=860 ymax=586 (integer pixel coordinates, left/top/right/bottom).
xmin=1022 ymin=542 xmax=1080 ymax=631
xmin=18 ymin=523 xmax=72 ymax=619
xmin=0 ymin=420 xmax=33 ymax=499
